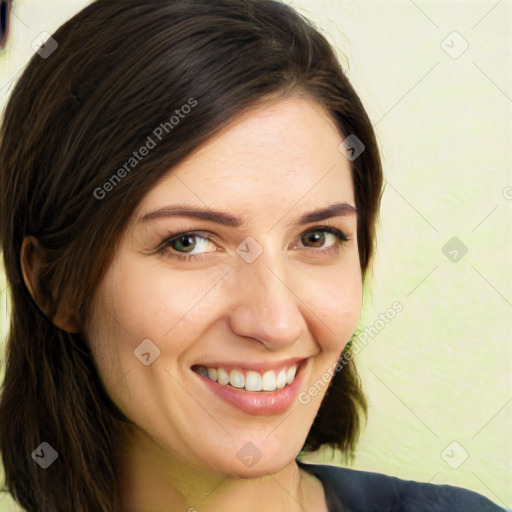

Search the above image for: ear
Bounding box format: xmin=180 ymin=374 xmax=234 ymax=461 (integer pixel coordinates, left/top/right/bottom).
xmin=20 ymin=235 xmax=80 ymax=333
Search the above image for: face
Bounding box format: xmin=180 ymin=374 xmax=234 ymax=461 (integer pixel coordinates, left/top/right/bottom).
xmin=84 ymin=95 xmax=362 ymax=478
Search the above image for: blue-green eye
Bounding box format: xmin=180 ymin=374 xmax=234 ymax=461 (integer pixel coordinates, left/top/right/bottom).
xmin=166 ymin=233 xmax=214 ymax=254
xmin=156 ymin=231 xmax=216 ymax=262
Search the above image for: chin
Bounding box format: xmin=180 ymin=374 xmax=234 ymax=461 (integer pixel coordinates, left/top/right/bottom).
xmin=204 ymin=434 xmax=305 ymax=479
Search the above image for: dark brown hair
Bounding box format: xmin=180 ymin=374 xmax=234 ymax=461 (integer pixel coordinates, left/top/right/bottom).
xmin=0 ymin=0 xmax=383 ymax=510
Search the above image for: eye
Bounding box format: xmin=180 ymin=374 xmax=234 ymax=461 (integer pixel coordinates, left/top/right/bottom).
xmin=156 ymin=226 xmax=349 ymax=262
xmin=157 ymin=231 xmax=216 ymax=262
xmin=295 ymin=226 xmax=348 ymax=256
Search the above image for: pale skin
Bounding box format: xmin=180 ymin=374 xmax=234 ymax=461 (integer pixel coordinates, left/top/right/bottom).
xmin=22 ymin=94 xmax=363 ymax=511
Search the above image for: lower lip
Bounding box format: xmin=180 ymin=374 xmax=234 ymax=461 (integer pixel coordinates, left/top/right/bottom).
xmin=193 ymin=364 xmax=306 ymax=416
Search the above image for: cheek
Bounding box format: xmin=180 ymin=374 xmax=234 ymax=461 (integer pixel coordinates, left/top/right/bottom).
xmin=299 ymin=258 xmax=363 ymax=351
xmin=83 ymin=258 xmax=210 ymax=433
xmin=85 ymin=254 xmax=224 ymax=395
xmin=92 ymin=256 xmax=208 ymax=342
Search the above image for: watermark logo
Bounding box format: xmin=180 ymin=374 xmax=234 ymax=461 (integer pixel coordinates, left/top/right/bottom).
xmin=339 ymin=134 xmax=365 ymax=161
xmin=237 ymin=442 xmax=262 ymax=468
xmin=31 ymin=442 xmax=58 ymax=469
xmin=31 ymin=32 xmax=58 ymax=59
xmin=441 ymin=441 xmax=469 ymax=469
xmin=442 ymin=236 xmax=468 ymax=263
xmin=236 ymin=236 xmax=264 ymax=264
xmin=134 ymin=338 xmax=161 ymax=366
xmin=441 ymin=31 xmax=469 ymax=60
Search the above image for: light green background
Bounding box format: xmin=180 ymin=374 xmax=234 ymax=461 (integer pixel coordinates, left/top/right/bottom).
xmin=1 ymin=1 xmax=511 ymax=510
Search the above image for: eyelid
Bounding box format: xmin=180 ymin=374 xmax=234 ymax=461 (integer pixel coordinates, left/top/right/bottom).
xmin=156 ymin=225 xmax=350 ymax=262
xmin=155 ymin=229 xmax=216 ymax=252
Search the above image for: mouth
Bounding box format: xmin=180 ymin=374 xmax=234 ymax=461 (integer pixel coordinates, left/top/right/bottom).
xmin=191 ymin=358 xmax=309 ymax=415
xmin=191 ymin=358 xmax=307 ymax=393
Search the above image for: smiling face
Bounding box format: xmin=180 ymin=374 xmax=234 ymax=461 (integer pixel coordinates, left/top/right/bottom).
xmin=84 ymin=94 xmax=362 ymax=479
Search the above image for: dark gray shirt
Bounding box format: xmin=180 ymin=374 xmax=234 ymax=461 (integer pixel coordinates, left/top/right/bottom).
xmin=297 ymin=459 xmax=506 ymax=512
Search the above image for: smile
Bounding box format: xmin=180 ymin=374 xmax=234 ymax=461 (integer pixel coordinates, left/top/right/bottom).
xmin=193 ymin=364 xmax=298 ymax=392
xmin=191 ymin=359 xmax=309 ymax=415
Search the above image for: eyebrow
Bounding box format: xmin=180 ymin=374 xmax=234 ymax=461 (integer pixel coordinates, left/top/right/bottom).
xmin=138 ymin=202 xmax=357 ymax=227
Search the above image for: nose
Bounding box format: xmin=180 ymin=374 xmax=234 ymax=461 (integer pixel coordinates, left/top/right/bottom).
xmin=228 ymin=243 xmax=306 ymax=349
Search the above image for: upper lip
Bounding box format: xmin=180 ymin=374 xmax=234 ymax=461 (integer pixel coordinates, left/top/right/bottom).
xmin=191 ymin=357 xmax=308 ymax=373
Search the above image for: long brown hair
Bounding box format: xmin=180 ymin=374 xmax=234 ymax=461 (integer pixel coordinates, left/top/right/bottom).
xmin=0 ymin=1 xmax=383 ymax=510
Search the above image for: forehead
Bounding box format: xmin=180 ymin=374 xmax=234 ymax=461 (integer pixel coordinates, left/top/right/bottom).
xmin=136 ymin=95 xmax=354 ymax=219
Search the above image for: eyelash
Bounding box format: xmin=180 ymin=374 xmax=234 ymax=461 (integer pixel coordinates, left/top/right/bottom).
xmin=156 ymin=226 xmax=349 ymax=262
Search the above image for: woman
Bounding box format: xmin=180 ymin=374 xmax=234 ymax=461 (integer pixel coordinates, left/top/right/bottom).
xmin=0 ymin=1 xmax=506 ymax=511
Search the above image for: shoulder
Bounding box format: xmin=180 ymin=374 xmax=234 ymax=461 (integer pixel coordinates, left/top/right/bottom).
xmin=297 ymin=460 xmax=506 ymax=512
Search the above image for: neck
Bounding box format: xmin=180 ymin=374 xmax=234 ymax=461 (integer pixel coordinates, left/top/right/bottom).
xmin=115 ymin=429 xmax=327 ymax=512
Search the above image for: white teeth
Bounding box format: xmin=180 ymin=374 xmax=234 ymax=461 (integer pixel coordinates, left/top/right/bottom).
xmin=217 ymin=368 xmax=229 ymax=385
xmin=244 ymin=371 xmax=262 ymax=392
xmin=229 ymin=369 xmax=245 ymax=388
xmin=276 ymin=369 xmax=287 ymax=389
xmin=261 ymin=370 xmax=276 ymax=391
xmin=286 ymin=366 xmax=296 ymax=385
xmin=196 ymin=364 xmax=299 ymax=392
